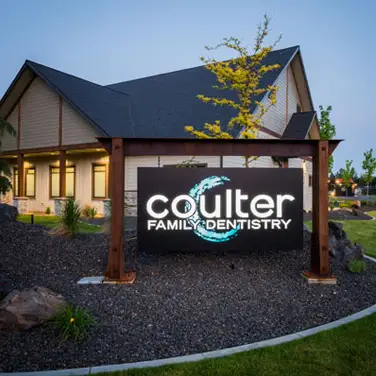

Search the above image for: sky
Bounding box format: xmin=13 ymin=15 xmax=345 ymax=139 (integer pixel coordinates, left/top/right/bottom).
xmin=1 ymin=0 xmax=375 ymax=172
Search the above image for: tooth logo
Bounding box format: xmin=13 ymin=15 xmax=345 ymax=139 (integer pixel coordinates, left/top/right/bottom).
xmin=185 ymin=176 xmax=240 ymax=243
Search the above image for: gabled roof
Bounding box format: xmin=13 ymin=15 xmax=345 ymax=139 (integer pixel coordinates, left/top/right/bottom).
xmin=0 ymin=61 xmax=135 ymax=137
xmin=282 ymin=111 xmax=317 ymax=139
xmin=1 ymin=46 xmax=306 ymax=139
xmin=107 ymin=46 xmax=299 ymax=138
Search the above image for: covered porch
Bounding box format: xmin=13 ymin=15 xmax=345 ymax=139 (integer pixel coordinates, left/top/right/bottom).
xmin=1 ymin=143 xmax=111 ymax=216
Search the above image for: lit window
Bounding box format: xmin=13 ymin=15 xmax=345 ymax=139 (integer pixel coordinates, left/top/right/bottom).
xmin=13 ymin=167 xmax=19 ymax=196
xmin=92 ymin=164 xmax=107 ymax=199
xmin=50 ymin=166 xmax=75 ymax=198
xmin=25 ymin=168 xmax=35 ymax=198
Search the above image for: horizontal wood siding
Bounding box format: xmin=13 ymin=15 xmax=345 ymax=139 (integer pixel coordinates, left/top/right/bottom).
xmin=287 ymin=66 xmax=301 ymax=121
xmin=125 ymin=156 xmax=159 ymax=191
xmin=62 ymin=100 xmax=100 ymax=145
xmin=254 ymin=67 xmax=287 ymax=136
xmin=160 ymin=156 xmax=220 ymax=167
xmin=20 ymin=78 xmax=59 ymax=149
xmin=2 ymin=108 xmax=18 ymax=151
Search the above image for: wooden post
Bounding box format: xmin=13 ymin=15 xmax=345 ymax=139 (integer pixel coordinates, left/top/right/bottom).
xmin=17 ymin=153 xmax=25 ymax=197
xmin=104 ymin=138 xmax=135 ymax=283
xmin=108 ymin=153 xmax=112 ymax=198
xmin=59 ymin=150 xmax=66 ymax=197
xmin=304 ymin=140 xmax=335 ymax=283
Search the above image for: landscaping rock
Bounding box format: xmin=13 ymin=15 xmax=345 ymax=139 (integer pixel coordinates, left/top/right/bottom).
xmin=0 ymin=204 xmax=18 ymax=223
xmin=0 ymin=286 xmax=66 ymax=331
xmin=304 ymin=221 xmax=365 ymax=265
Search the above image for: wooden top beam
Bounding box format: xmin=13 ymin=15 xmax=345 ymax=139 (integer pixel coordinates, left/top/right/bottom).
xmin=97 ymin=137 xmax=342 ymax=157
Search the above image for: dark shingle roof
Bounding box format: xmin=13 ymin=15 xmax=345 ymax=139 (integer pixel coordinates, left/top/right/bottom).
xmin=106 ymin=46 xmax=299 ymax=138
xmin=282 ymin=111 xmax=316 ymax=139
xmin=11 ymin=46 xmax=299 ymax=138
xmin=26 ymin=61 xmax=134 ymax=137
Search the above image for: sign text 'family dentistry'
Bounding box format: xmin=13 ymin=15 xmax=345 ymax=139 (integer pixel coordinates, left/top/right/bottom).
xmin=138 ymin=168 xmax=303 ymax=252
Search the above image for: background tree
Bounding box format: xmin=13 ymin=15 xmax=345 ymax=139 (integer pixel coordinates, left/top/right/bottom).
xmin=342 ymin=160 xmax=356 ymax=196
xmin=0 ymin=117 xmax=16 ymax=195
xmin=185 ymin=14 xmax=281 ymax=167
xmin=318 ymin=105 xmax=336 ymax=175
xmin=361 ymin=148 xmax=376 ymax=196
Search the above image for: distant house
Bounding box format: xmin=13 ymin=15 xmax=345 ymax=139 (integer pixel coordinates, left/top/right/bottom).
xmin=0 ymin=45 xmax=318 ymax=215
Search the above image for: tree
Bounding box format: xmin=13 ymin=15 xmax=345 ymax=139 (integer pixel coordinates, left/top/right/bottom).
xmin=361 ymin=148 xmax=376 ymax=196
xmin=0 ymin=117 xmax=16 ymax=195
xmin=185 ymin=14 xmax=281 ymax=167
xmin=342 ymin=160 xmax=356 ymax=196
xmin=318 ymin=105 xmax=336 ymax=175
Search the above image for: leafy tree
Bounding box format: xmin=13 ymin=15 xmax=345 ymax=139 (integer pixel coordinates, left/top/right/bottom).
xmin=342 ymin=160 xmax=356 ymax=196
xmin=335 ymin=168 xmax=345 ymax=178
xmin=185 ymin=14 xmax=281 ymax=167
xmin=318 ymin=105 xmax=336 ymax=174
xmin=0 ymin=117 xmax=16 ymax=195
xmin=361 ymin=148 xmax=376 ymax=196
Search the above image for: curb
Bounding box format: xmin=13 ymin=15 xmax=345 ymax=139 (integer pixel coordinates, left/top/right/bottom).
xmin=2 ymin=258 xmax=376 ymax=376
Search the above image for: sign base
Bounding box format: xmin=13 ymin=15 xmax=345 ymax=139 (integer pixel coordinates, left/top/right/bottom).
xmin=104 ymin=271 xmax=136 ymax=285
xmin=302 ymin=271 xmax=337 ymax=285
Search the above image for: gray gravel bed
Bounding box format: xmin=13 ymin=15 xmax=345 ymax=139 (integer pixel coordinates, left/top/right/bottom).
xmin=0 ymin=221 xmax=376 ymax=372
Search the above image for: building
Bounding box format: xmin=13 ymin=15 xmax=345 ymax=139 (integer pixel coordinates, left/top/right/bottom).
xmin=0 ymin=45 xmax=318 ymax=216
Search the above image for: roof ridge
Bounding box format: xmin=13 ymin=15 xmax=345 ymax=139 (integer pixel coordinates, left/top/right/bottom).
xmin=106 ymin=45 xmax=300 ymax=87
xmin=25 ymin=60 xmax=130 ymax=98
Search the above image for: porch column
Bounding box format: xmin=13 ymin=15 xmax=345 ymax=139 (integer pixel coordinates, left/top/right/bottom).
xmin=53 ymin=150 xmax=67 ymax=216
xmin=304 ymin=140 xmax=335 ymax=283
xmin=59 ymin=150 xmax=66 ymax=198
xmin=17 ymin=153 xmax=25 ymax=197
xmin=14 ymin=153 xmax=28 ymax=214
xmin=104 ymin=138 xmax=135 ymax=284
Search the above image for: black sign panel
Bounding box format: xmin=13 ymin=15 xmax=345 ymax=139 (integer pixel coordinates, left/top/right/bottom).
xmin=138 ymin=168 xmax=303 ymax=252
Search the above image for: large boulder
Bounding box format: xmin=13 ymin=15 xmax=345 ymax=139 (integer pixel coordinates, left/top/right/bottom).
xmin=0 ymin=286 xmax=66 ymax=331
xmin=304 ymin=222 xmax=365 ymax=268
xmin=0 ymin=204 xmax=18 ymax=223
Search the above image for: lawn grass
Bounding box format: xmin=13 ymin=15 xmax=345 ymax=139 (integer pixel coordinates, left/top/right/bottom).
xmin=96 ymin=313 xmax=376 ymax=376
xmin=366 ymin=210 xmax=376 ymax=218
xmin=17 ymin=214 xmax=103 ymax=233
xmin=305 ymin=217 xmax=376 ymax=258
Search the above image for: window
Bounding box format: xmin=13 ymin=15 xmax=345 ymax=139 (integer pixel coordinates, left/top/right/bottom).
xmin=49 ymin=166 xmax=75 ymax=198
xmin=308 ymin=175 xmax=313 ymax=187
xmin=25 ymin=168 xmax=35 ymax=198
xmin=92 ymin=164 xmax=107 ymax=199
xmin=13 ymin=167 xmax=19 ymax=197
xmin=296 ymin=104 xmax=302 ymax=113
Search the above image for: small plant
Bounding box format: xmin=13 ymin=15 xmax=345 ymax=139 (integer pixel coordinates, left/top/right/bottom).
xmin=328 ymin=198 xmax=339 ymax=211
xmin=45 ymin=206 xmax=51 ymax=215
xmin=88 ymin=207 xmax=97 ymax=219
xmin=347 ymin=259 xmax=366 ymax=273
xmin=360 ymin=200 xmax=368 ymax=206
xmin=61 ymin=198 xmax=81 ymax=235
xmin=49 ymin=303 xmax=95 ymax=343
xmin=82 ymin=204 xmax=92 ymax=217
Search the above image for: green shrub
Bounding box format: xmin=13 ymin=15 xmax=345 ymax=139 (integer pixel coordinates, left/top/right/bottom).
xmin=61 ymin=198 xmax=81 ymax=234
xmin=347 ymin=259 xmax=366 ymax=273
xmin=88 ymin=207 xmax=97 ymax=219
xmin=339 ymin=202 xmax=352 ymax=209
xmin=329 ymin=198 xmax=339 ymax=211
xmin=49 ymin=303 xmax=95 ymax=343
xmin=360 ymin=200 xmax=368 ymax=206
xmin=82 ymin=204 xmax=92 ymax=217
xmin=45 ymin=206 xmax=51 ymax=215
